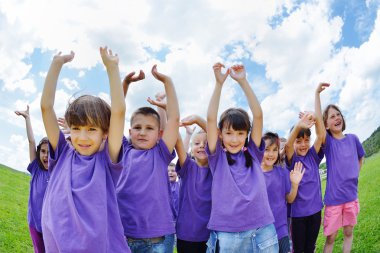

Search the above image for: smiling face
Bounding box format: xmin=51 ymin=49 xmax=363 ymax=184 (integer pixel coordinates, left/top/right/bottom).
xmin=294 ymin=135 xmax=311 ymax=156
xmin=325 ymin=106 xmax=345 ymax=135
xmin=39 ymin=143 xmax=49 ymax=170
xmin=168 ymin=164 xmax=177 ymax=182
xmin=262 ymin=140 xmax=279 ymax=169
xmin=70 ymin=125 xmax=107 ymax=156
xmin=191 ymin=132 xmax=208 ymax=166
xmin=129 ymin=114 xmax=161 ymax=150
xmin=220 ymin=126 xmax=248 ymax=154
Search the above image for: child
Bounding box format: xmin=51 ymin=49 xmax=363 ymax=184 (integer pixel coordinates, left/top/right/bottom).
xmin=206 ymin=63 xmax=278 ymax=252
xmin=168 ymin=162 xmax=180 ymax=220
xmin=285 ymin=111 xmax=324 ymax=253
xmin=175 ymin=115 xmax=212 ymax=253
xmin=315 ymin=83 xmax=365 ymax=253
xmin=40 ymin=48 xmax=130 ymax=252
xmin=262 ymin=132 xmax=305 ymax=253
xmin=116 ymin=65 xmax=179 ymax=252
xmin=15 ymin=105 xmax=49 ymax=253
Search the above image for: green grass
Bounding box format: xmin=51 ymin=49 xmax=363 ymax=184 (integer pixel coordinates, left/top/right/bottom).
xmin=1 ymin=153 xmax=380 ymax=252
xmin=315 ymin=152 xmax=380 ymax=252
xmin=0 ymin=164 xmax=34 ymax=252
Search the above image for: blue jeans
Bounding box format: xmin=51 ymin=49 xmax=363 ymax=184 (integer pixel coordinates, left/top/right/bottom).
xmin=128 ymin=234 xmax=175 ymax=253
xmin=206 ymin=224 xmax=279 ymax=253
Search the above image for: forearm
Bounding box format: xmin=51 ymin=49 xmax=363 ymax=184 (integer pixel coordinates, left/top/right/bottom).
xmin=108 ymin=66 xmax=125 ymax=115
xmin=207 ymin=84 xmax=222 ymax=126
xmin=157 ymin=106 xmax=167 ymax=131
xmin=25 ymin=117 xmax=37 ymax=161
xmin=164 ymin=79 xmax=179 ymax=124
xmin=314 ymin=91 xmax=326 ymax=143
xmin=175 ymin=132 xmax=187 ymax=166
xmin=239 ymin=79 xmax=263 ymax=121
xmin=41 ymin=62 xmax=63 ymax=110
xmin=194 ymin=115 xmax=207 ymax=131
xmin=286 ymin=183 xmax=299 ymax=203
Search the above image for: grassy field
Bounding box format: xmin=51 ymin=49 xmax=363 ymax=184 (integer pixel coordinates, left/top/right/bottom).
xmin=0 ymin=153 xmax=379 ymax=252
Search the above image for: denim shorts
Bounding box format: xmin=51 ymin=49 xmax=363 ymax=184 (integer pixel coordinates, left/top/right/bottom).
xmin=128 ymin=234 xmax=175 ymax=253
xmin=206 ymin=224 xmax=279 ymax=253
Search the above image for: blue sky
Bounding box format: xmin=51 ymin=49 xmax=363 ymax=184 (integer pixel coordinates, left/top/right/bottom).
xmin=1 ymin=0 xmax=380 ymax=172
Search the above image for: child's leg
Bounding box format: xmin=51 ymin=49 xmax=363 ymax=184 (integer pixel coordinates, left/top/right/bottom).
xmin=177 ymin=239 xmax=207 ymax=253
xmin=342 ymin=225 xmax=354 ymax=253
xmin=304 ymin=211 xmax=321 ymax=253
xmin=253 ymin=223 xmax=279 ymax=253
xmin=291 ymin=216 xmax=307 ymax=253
xmin=29 ymin=226 xmax=45 ymax=253
xmin=278 ymin=236 xmax=291 ymax=253
xmin=323 ymin=231 xmax=338 ymax=253
xmin=342 ymin=199 xmax=359 ymax=253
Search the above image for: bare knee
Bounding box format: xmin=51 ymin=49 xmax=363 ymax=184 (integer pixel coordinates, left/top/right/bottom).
xmin=343 ymin=226 xmax=353 ymax=237
xmin=326 ymin=232 xmax=338 ymax=245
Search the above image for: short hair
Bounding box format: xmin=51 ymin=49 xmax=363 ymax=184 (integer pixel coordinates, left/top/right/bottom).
xmin=323 ymin=104 xmax=346 ymax=132
xmin=65 ymin=95 xmax=111 ymax=133
xmin=130 ymin=107 xmax=160 ymax=127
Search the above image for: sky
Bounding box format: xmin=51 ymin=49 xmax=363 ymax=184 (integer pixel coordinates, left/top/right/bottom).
xmin=1 ymin=0 xmax=380 ymax=173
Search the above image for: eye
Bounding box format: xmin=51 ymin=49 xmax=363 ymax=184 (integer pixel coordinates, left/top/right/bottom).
xmin=71 ymin=126 xmax=80 ymax=130
xmin=147 ymin=127 xmax=154 ymax=130
xmin=89 ymin=127 xmax=97 ymax=131
xmin=133 ymin=126 xmax=141 ymax=130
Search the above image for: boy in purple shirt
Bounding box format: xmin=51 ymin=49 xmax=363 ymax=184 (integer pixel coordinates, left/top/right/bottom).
xmin=316 ymin=83 xmax=365 ymax=253
xmin=168 ymin=162 xmax=180 ymax=220
xmin=16 ymin=106 xmax=49 ymax=253
xmin=285 ymin=111 xmax=325 ymax=253
xmin=40 ymin=47 xmax=130 ymax=252
xmin=116 ymin=65 xmax=180 ymax=253
xmin=174 ymin=115 xmax=211 ymax=253
xmin=206 ymin=63 xmax=278 ymax=252
xmin=262 ymin=132 xmax=304 ymax=253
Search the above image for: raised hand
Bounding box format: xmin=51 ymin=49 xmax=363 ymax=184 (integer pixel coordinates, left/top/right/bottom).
xmin=298 ymin=112 xmax=316 ymax=129
xmin=229 ymin=64 xmax=246 ymax=82
xmin=53 ymin=51 xmax=75 ymax=65
xmin=213 ymin=62 xmax=229 ymax=85
xmin=155 ymin=92 xmax=166 ymax=102
xmin=147 ymin=96 xmax=167 ymax=110
xmin=316 ymin=82 xmax=330 ymax=94
xmin=290 ymin=161 xmax=305 ymax=185
xmin=15 ymin=105 xmax=30 ymax=119
xmin=57 ymin=117 xmax=70 ymax=135
xmin=151 ymin=64 xmax=170 ymax=83
xmin=100 ymin=46 xmax=119 ymax=67
xmin=180 ymin=115 xmax=198 ymax=127
xmin=123 ymin=70 xmax=145 ymax=87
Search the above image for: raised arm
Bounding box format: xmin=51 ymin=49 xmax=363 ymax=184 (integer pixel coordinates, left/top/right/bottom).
xmin=15 ymin=105 xmax=36 ymax=162
xmin=285 ymin=112 xmax=315 ymax=162
xmin=147 ymin=92 xmax=167 ymax=131
xmin=100 ymin=47 xmax=125 ymax=163
xmin=175 ymin=132 xmax=187 ymax=167
xmin=122 ymin=70 xmax=145 ymax=98
xmin=152 ymin=65 xmax=179 ymax=153
xmin=207 ymin=63 xmax=229 ymax=154
xmin=41 ymin=51 xmax=75 ymax=151
xmin=181 ymin=115 xmax=206 ymax=152
xmin=286 ymin=161 xmax=305 ymax=203
xmin=229 ymin=65 xmax=263 ymax=147
xmin=315 ymin=83 xmax=329 ymax=149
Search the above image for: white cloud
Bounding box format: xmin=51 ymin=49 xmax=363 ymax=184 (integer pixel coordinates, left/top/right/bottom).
xmin=61 ymin=78 xmax=80 ymax=90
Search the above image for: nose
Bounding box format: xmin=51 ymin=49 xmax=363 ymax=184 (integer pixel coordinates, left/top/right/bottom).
xmin=79 ymin=129 xmax=88 ymax=140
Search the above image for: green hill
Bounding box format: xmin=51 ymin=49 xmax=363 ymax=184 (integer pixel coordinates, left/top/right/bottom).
xmin=362 ymin=126 xmax=380 ymax=157
xmin=1 ymin=151 xmax=380 ymax=252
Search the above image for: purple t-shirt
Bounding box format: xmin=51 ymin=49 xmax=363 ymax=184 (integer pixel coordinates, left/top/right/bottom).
xmin=263 ymin=165 xmax=291 ymax=240
xmin=286 ymin=146 xmax=324 ymax=217
xmin=323 ymin=133 xmax=365 ymax=205
xmin=117 ymin=137 xmax=176 ymax=238
xmin=27 ymin=159 xmax=49 ymax=232
xmin=170 ymin=180 xmax=180 ymax=220
xmin=42 ymin=132 xmax=130 ymax=253
xmin=206 ymin=138 xmax=274 ymax=232
xmin=175 ymin=155 xmax=212 ymax=241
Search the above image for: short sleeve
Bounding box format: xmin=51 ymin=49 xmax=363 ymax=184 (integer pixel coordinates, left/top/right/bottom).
xmin=176 ymin=154 xmax=193 ymax=178
xmin=205 ymin=139 xmax=223 ymax=174
xmin=103 ymin=138 xmax=124 ymax=186
xmin=27 ymin=159 xmax=39 ymax=174
xmin=353 ymin=135 xmax=365 ymax=159
xmin=247 ymin=136 xmax=265 ymax=163
xmin=48 ymin=131 xmax=69 ymax=173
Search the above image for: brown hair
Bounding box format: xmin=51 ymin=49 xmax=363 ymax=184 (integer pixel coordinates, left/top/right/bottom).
xmin=36 ymin=137 xmax=49 ymax=169
xmin=263 ymin=132 xmax=280 ymax=165
xmin=130 ymin=107 xmax=161 ymax=127
xmin=323 ymin=104 xmax=346 ymax=133
xmin=65 ymin=95 xmax=111 ymax=133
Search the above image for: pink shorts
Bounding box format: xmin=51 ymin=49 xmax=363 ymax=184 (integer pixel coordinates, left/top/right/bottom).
xmin=323 ymin=199 xmax=360 ymax=236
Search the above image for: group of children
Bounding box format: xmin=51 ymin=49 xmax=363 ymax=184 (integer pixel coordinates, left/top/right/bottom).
xmin=17 ymin=47 xmax=365 ymax=253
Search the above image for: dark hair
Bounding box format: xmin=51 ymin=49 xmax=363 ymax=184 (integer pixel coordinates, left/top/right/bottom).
xmin=218 ymin=108 xmax=252 ymax=168
xmin=130 ymin=107 xmax=160 ymax=127
xmin=323 ymin=104 xmax=346 ymax=134
xmin=36 ymin=137 xmax=49 ymax=169
xmin=289 ymin=125 xmax=311 ymax=139
xmin=263 ymin=132 xmax=280 ymax=165
xmin=65 ymin=95 xmax=111 ymax=133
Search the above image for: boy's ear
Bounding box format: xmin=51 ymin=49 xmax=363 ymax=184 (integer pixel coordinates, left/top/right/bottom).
xmin=129 ymin=129 xmax=132 ymax=136
xmin=159 ymin=129 xmax=163 ymax=138
xmin=218 ymin=129 xmax=222 ymax=139
xmin=102 ymin=132 xmax=108 ymax=141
